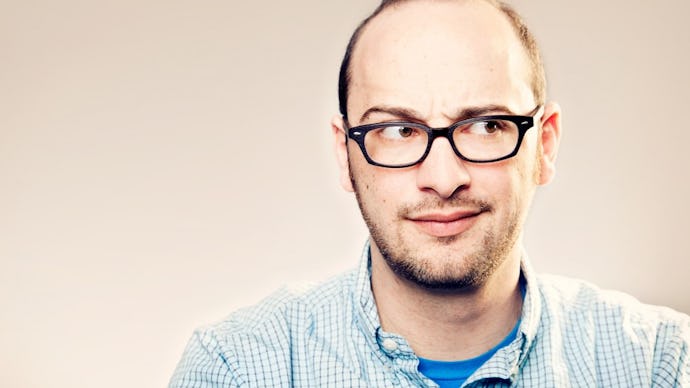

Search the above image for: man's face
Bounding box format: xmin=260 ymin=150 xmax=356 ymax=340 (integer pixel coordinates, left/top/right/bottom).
xmin=333 ymin=0 xmax=560 ymax=290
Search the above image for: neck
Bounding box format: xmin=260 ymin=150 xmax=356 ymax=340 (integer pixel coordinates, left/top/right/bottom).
xmin=370 ymin=241 xmax=523 ymax=361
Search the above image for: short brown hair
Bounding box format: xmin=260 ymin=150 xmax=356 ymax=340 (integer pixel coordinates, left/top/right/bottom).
xmin=337 ymin=0 xmax=546 ymax=119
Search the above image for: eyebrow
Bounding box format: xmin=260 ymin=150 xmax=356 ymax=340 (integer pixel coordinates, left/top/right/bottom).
xmin=357 ymin=104 xmax=517 ymax=124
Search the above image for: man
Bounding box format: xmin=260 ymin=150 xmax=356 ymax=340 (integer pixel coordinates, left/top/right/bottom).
xmin=170 ymin=0 xmax=689 ymax=386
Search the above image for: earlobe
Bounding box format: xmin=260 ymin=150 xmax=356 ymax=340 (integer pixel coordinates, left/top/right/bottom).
xmin=331 ymin=115 xmax=355 ymax=192
xmin=537 ymin=102 xmax=562 ymax=185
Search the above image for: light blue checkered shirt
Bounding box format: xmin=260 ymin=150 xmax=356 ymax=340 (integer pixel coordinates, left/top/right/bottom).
xmin=170 ymin=243 xmax=690 ymax=387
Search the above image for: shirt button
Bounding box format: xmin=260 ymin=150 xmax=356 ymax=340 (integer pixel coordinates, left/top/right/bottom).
xmin=382 ymin=338 xmax=398 ymax=351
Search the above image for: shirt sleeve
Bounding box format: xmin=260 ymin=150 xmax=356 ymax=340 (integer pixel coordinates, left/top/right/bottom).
xmin=676 ymin=318 xmax=690 ymax=388
xmin=651 ymin=313 xmax=690 ymax=388
xmin=169 ymin=329 xmax=246 ymax=388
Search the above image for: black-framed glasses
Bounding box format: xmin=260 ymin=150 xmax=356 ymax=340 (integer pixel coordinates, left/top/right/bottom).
xmin=346 ymin=105 xmax=542 ymax=168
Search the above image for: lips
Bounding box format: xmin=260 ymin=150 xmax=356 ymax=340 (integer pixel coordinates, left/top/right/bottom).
xmin=407 ymin=209 xmax=484 ymax=237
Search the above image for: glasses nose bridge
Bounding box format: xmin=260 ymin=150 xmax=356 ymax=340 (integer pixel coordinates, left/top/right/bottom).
xmin=428 ymin=125 xmax=456 ymax=149
xmin=421 ymin=125 xmax=462 ymax=163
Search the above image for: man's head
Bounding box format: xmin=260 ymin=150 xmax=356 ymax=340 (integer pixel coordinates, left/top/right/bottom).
xmin=332 ymin=0 xmax=561 ymax=291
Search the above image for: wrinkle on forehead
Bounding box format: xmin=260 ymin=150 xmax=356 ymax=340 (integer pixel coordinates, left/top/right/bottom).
xmin=348 ymin=0 xmax=534 ymax=126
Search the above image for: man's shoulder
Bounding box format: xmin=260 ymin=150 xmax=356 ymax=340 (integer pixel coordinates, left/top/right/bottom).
xmin=526 ymin=273 xmax=689 ymax=384
xmin=535 ymin=272 xmax=689 ymax=325
xmin=533 ymin=272 xmax=689 ymax=367
xmin=199 ymin=268 xmax=358 ymax=343
xmin=170 ymin=269 xmax=361 ymax=387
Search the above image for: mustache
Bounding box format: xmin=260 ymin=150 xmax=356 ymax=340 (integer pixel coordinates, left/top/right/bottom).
xmin=397 ymin=193 xmax=492 ymax=218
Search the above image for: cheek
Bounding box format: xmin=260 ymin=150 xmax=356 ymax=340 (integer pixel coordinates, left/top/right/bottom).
xmin=495 ymin=131 xmax=542 ymax=191
xmin=505 ymin=154 xmax=540 ymax=215
xmin=468 ymin=162 xmax=530 ymax=211
xmin=349 ymin=159 xmax=417 ymax=221
xmin=355 ymin=169 xmax=410 ymax=207
xmin=349 ymin=150 xmax=407 ymax=196
xmin=467 ymin=163 xmax=512 ymax=194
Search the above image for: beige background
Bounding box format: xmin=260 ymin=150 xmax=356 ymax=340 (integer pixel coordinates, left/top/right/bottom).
xmin=1 ymin=0 xmax=689 ymax=387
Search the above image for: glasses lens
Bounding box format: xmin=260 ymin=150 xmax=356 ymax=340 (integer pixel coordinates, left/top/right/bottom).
xmin=452 ymin=119 xmax=520 ymax=161
xmin=363 ymin=124 xmax=428 ymax=166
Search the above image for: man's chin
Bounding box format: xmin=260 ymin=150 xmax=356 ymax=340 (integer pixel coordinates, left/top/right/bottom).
xmin=389 ymin=264 xmax=485 ymax=291
xmin=380 ymin=250 xmax=489 ymax=290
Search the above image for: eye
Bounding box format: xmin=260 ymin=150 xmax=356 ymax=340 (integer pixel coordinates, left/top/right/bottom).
xmin=465 ymin=120 xmax=508 ymax=135
xmin=378 ymin=125 xmax=420 ymax=140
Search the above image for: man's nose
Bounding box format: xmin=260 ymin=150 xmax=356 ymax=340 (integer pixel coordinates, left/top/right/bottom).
xmin=415 ymin=137 xmax=471 ymax=199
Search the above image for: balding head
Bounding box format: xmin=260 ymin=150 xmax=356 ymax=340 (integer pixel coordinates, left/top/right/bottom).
xmin=338 ymin=0 xmax=545 ymax=120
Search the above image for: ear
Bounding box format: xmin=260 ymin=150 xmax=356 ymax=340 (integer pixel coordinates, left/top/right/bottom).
xmin=331 ymin=114 xmax=354 ymax=192
xmin=537 ymin=102 xmax=562 ymax=185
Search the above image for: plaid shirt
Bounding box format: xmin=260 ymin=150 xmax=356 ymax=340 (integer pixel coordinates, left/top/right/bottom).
xmin=170 ymin=243 xmax=690 ymax=387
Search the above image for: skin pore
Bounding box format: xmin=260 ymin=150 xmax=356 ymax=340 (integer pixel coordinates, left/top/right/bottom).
xmin=332 ymin=0 xmax=561 ymax=361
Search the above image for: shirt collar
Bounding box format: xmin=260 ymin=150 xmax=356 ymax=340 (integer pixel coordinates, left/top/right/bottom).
xmin=517 ymin=249 xmax=542 ymax=357
xmin=353 ymin=241 xmax=382 ymax=344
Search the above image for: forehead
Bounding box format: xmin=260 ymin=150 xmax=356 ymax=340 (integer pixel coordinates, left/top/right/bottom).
xmin=349 ymin=0 xmax=533 ymax=122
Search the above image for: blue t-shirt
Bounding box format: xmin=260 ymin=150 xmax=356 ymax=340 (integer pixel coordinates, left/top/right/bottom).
xmin=417 ymin=318 xmax=520 ymax=388
xmin=418 ymin=282 xmax=525 ymax=388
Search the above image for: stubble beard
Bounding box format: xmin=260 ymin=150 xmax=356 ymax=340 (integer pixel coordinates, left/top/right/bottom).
xmin=351 ymin=178 xmax=522 ymax=292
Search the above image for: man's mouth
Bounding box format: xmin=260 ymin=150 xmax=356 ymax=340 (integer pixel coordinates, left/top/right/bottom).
xmin=407 ymin=209 xmax=485 ymax=238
